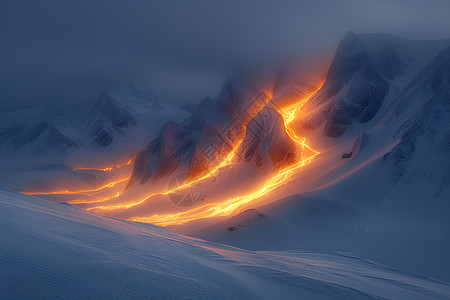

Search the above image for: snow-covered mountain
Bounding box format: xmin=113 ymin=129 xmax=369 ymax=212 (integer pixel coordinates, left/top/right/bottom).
xmin=236 ymin=104 xmax=298 ymax=171
xmin=126 ymin=73 xmax=273 ymax=188
xmin=178 ymin=34 xmax=450 ymax=281
xmin=125 ymin=65 xmax=326 ymax=190
xmin=120 ymin=34 xmax=442 ymax=182
xmin=297 ymin=32 xmax=447 ymax=138
xmin=1 ymin=32 xmax=449 ymax=292
xmin=0 ymin=87 xmax=188 ymax=154
xmin=84 ymin=87 xmax=188 ymax=147
xmin=0 ymin=87 xmax=189 ymax=191
xmin=381 ymin=46 xmax=450 ymax=188
xmin=0 ymin=103 xmax=78 ymax=154
xmin=1 ymin=189 xmax=449 ymax=299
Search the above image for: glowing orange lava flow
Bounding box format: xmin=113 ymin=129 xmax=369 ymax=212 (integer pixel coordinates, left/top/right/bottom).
xmin=24 ymin=88 xmax=271 ymax=207
xmin=74 ymin=159 xmax=134 ymax=171
xmin=86 ymin=87 xmax=275 ymax=212
xmin=23 ymin=177 xmax=129 ymax=196
xmin=23 ymin=158 xmax=134 ymax=201
xmin=86 ymin=147 xmax=240 ymax=211
xmin=27 ymin=81 xmax=322 ymax=227
xmin=125 ymin=82 xmax=324 ymax=226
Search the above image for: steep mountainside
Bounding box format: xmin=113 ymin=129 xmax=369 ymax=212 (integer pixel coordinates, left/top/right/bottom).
xmin=126 ymin=74 xmax=273 ymax=188
xmin=382 ymin=46 xmax=450 ymax=189
xmin=183 ymin=37 xmax=450 ymax=281
xmin=298 ymin=32 xmax=445 ymax=138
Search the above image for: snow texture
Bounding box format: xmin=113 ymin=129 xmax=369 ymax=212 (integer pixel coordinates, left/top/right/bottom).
xmin=1 ymin=189 xmax=449 ymax=299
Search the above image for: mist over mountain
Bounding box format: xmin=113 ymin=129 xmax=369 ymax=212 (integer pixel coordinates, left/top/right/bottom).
xmin=1 ymin=3 xmax=450 ymax=296
xmin=2 ymin=0 xmax=450 ymax=112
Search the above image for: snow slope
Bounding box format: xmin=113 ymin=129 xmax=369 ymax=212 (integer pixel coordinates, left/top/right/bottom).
xmin=181 ymin=37 xmax=450 ymax=282
xmin=1 ymin=189 xmax=449 ymax=299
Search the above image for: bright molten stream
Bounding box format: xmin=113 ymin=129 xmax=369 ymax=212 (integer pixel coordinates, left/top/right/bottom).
xmin=25 ymin=81 xmax=324 ymax=226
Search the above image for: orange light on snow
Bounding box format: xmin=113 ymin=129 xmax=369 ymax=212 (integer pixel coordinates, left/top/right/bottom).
xmin=24 ymin=177 xmax=129 ymax=196
xmin=74 ymin=159 xmax=134 ymax=172
xmin=127 ymin=82 xmax=324 ymax=226
xmin=25 ymin=80 xmax=324 ymax=227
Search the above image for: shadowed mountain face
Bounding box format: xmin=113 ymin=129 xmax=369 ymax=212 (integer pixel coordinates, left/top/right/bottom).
xmin=299 ymin=32 xmax=411 ymax=138
xmin=181 ymin=37 xmax=450 ymax=282
xmin=236 ymin=105 xmax=297 ymax=171
xmin=382 ymin=46 xmax=450 ymax=187
xmin=0 ymin=103 xmax=79 ymax=154
xmin=85 ymin=90 xmax=139 ymax=147
xmin=0 ymin=87 xmax=189 ymax=156
xmin=126 ymin=64 xmax=327 ymax=188
xmin=0 ymin=121 xmax=79 ymax=154
xmin=126 ymin=74 xmax=274 ymax=188
xmin=84 ymin=87 xmax=188 ymax=147
xmin=125 ymin=33 xmax=449 ymax=189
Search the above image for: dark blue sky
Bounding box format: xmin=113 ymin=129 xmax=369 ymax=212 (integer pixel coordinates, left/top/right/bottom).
xmin=1 ymin=0 xmax=450 ymax=111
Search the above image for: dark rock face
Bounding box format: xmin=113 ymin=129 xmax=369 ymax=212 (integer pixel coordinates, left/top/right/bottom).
xmin=40 ymin=124 xmax=79 ymax=152
xmin=151 ymin=121 xmax=192 ymax=184
xmin=237 ymin=105 xmax=297 ymax=171
xmin=342 ymin=152 xmax=352 ymax=159
xmin=126 ymin=74 xmax=272 ymax=188
xmin=383 ymin=47 xmax=450 ymax=186
xmin=125 ymin=63 xmax=328 ymax=188
xmin=127 ymin=121 xmax=194 ymax=187
xmin=301 ymin=33 xmax=405 ymax=138
xmin=187 ymin=120 xmax=244 ymax=180
xmin=224 ymin=209 xmax=266 ymax=232
xmin=342 ymin=132 xmax=369 ymax=159
xmin=125 ymin=33 xmax=446 ymax=190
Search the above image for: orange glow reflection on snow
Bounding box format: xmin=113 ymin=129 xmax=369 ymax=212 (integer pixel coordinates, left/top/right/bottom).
xmin=127 ymin=82 xmax=324 ymax=226
xmin=24 ymin=81 xmax=323 ymax=227
xmin=86 ymin=87 xmax=274 ymax=212
xmin=24 ymin=177 xmax=129 ymax=196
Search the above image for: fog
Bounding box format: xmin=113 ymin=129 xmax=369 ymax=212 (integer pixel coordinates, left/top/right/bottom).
xmin=1 ymin=0 xmax=450 ymax=111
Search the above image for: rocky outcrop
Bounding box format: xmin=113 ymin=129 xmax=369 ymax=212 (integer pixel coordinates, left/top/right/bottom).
xmin=300 ymin=32 xmax=409 ymax=138
xmin=126 ymin=74 xmax=272 ymax=187
xmin=236 ymin=105 xmax=297 ymax=171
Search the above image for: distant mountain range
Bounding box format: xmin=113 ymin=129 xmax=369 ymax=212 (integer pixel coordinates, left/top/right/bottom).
xmin=0 ymin=87 xmax=189 ymax=155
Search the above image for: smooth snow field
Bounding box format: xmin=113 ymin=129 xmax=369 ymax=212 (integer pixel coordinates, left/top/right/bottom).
xmin=1 ymin=189 xmax=449 ymax=299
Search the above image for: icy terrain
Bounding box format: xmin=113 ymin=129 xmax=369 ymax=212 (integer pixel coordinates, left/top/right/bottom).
xmin=1 ymin=189 xmax=449 ymax=299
